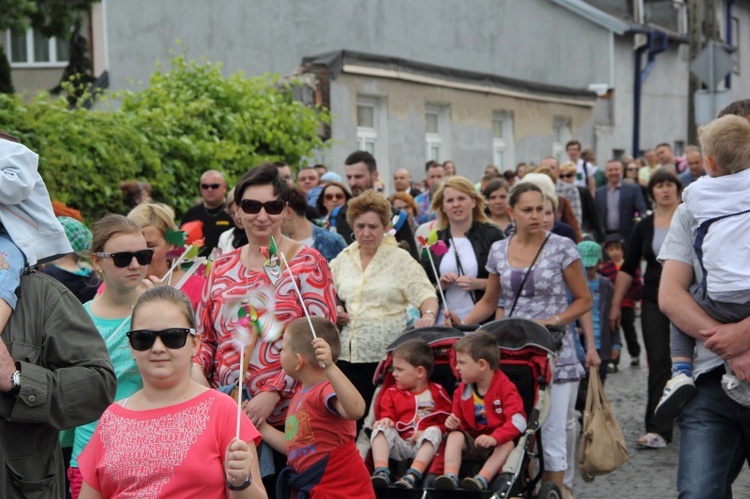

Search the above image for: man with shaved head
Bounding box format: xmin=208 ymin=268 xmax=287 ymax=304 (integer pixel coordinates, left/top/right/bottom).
xmin=393 ymin=168 xmax=422 ymax=198
xmin=180 ymin=169 xmax=233 ymax=256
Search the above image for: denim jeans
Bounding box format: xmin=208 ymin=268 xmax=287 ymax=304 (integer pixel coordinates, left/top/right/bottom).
xmin=677 ymin=367 xmax=750 ymax=498
xmin=0 ymin=230 xmax=24 ymax=310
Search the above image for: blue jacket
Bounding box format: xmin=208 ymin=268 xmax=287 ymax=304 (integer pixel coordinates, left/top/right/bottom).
xmin=0 ymin=140 xmax=72 ymax=266
xmin=312 ymin=223 xmax=347 ymax=261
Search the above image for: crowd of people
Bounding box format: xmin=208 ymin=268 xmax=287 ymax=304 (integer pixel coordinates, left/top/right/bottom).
xmin=2 ymin=98 xmax=750 ymax=499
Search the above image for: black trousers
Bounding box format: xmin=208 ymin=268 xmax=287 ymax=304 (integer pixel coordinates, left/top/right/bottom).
xmin=641 ymin=299 xmax=673 ymax=441
xmin=336 ymin=360 xmax=379 ymax=435
xmin=620 ymin=306 xmax=641 ymax=358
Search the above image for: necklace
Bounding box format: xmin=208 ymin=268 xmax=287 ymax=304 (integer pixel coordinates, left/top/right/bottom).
xmin=203 ymin=202 xmax=226 ymax=218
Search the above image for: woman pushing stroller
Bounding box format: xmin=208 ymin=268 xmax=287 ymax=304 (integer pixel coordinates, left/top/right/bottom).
xmin=450 ymin=182 xmax=599 ymax=497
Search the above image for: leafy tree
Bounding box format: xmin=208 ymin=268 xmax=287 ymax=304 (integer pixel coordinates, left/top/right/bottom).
xmin=0 ymin=53 xmax=330 ymax=222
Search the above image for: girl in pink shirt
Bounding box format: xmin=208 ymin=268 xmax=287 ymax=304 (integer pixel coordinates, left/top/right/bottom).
xmin=78 ymin=286 xmax=266 ymax=499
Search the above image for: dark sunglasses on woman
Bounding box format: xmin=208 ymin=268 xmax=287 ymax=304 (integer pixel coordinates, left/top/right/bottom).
xmin=559 ymin=173 xmax=575 ymax=179
xmin=127 ymin=328 xmax=197 ymax=351
xmin=94 ymin=249 xmax=155 ymax=268
xmin=239 ymin=199 xmax=286 ymax=215
xmin=324 ymin=193 xmax=345 ymax=201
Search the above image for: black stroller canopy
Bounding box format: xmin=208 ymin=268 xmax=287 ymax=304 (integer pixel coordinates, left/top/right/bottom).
xmin=385 ymin=326 xmax=465 ymax=353
xmin=479 ymin=318 xmax=558 ymax=354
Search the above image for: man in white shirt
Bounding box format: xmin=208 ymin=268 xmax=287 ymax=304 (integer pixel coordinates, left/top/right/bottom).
xmin=566 ymin=139 xmax=597 ymax=196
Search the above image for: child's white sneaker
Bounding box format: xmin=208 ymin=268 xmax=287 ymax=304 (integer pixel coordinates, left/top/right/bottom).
xmin=654 ymin=373 xmax=695 ymax=421
xmin=722 ymin=373 xmax=750 ymax=407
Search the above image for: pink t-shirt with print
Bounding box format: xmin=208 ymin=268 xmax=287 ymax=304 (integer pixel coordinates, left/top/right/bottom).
xmin=78 ymin=389 xmax=260 ymax=498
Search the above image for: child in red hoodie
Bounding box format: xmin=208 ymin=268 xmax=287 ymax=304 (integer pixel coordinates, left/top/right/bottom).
xmin=370 ymin=339 xmax=452 ymax=489
xmin=435 ymin=331 xmax=526 ymax=491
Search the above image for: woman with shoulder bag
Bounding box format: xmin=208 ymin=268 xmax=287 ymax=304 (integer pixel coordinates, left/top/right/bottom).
xmin=456 ymin=182 xmax=600 ymax=496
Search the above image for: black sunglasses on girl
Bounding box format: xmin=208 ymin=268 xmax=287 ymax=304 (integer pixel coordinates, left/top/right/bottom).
xmin=94 ymin=249 xmax=154 ymax=268
xmin=127 ymin=328 xmax=197 ymax=351
xmin=239 ymin=199 xmax=285 ymax=215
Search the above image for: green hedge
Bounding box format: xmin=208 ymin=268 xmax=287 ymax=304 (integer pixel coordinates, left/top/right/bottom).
xmin=0 ymin=53 xmax=329 ymax=222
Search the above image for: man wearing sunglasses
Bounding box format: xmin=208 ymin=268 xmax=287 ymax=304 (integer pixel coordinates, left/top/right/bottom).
xmin=179 ymin=170 xmax=233 ymax=256
xmin=0 ymin=270 xmax=117 ymax=498
xmin=333 ymin=150 xmax=419 ymax=259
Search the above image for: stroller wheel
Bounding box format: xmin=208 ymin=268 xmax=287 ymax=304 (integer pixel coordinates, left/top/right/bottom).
xmin=537 ymin=481 xmax=563 ymax=498
xmin=580 ymin=469 xmax=595 ymax=483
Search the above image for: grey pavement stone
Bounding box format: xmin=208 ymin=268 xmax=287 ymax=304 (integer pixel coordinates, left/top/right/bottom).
xmin=571 ymin=323 xmax=750 ymax=498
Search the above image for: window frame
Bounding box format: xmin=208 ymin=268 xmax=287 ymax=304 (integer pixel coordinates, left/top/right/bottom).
xmin=5 ymin=28 xmax=70 ymax=68
xmin=552 ymin=117 xmax=572 ymax=163
xmin=492 ymin=111 xmax=514 ymax=170
xmin=425 ymin=104 xmax=451 ymax=162
xmin=356 ymin=97 xmax=379 ymax=156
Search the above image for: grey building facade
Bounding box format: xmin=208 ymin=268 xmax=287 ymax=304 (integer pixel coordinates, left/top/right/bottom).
xmin=4 ymin=0 xmax=749 ymax=185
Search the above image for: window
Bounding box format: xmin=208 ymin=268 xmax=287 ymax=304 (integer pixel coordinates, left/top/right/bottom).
xmin=673 ymin=140 xmax=685 ymax=158
xmin=6 ymin=28 xmax=69 ymax=67
xmin=492 ymin=111 xmax=514 ymax=170
xmin=356 ymin=98 xmax=378 ymax=155
xmin=425 ymin=105 xmax=450 ymax=162
xmin=552 ymin=117 xmax=572 ymax=162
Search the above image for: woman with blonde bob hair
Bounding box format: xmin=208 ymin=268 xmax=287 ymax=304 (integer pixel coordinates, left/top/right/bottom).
xmin=422 ymin=176 xmax=504 ymax=323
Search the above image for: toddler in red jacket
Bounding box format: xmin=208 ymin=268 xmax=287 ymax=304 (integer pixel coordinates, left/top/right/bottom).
xmin=370 ymin=339 xmax=452 ymax=489
xmin=435 ymin=331 xmax=527 ymax=491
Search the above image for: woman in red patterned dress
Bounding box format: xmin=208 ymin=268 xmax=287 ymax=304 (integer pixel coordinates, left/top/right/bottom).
xmin=194 ymin=163 xmax=337 ymax=493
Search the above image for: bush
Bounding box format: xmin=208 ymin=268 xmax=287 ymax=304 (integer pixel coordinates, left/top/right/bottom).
xmin=0 ymin=52 xmax=329 ymax=222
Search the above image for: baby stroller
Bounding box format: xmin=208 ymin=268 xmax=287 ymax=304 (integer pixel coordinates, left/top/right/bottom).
xmin=361 ymin=319 xmax=564 ymax=499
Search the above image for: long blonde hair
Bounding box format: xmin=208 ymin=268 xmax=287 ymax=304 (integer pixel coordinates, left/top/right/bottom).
xmin=430 ymin=176 xmax=489 ymax=229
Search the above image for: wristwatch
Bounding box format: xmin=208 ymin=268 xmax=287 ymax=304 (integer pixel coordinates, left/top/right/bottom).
xmin=225 ymin=475 xmax=252 ymax=491
xmin=8 ymin=370 xmax=20 ymax=396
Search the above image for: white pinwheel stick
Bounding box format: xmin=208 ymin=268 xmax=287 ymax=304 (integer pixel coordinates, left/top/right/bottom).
xmin=277 ymin=251 xmax=327 ymax=368
xmin=424 ymin=248 xmax=450 ymax=320
xmin=161 ymin=244 xmax=194 ymax=285
xmin=236 ymin=346 xmax=244 ymax=441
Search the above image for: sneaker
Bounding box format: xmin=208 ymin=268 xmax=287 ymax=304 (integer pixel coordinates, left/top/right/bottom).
xmin=630 ymin=358 xmax=640 ymax=367
xmin=607 ymin=363 xmax=618 ymax=374
xmin=654 ymin=373 xmax=696 ymax=421
xmin=722 ymin=374 xmax=750 ymax=407
xmin=371 ymin=468 xmax=391 ymax=488
xmin=636 ymin=432 xmax=667 ymax=449
xmin=434 ymin=473 xmax=459 ymax=490
xmin=461 ymin=475 xmax=488 ymax=491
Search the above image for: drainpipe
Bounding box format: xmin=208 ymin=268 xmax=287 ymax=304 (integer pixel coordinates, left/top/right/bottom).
xmin=632 ymin=30 xmax=668 ymax=156
xmin=725 ymin=0 xmax=734 ymax=89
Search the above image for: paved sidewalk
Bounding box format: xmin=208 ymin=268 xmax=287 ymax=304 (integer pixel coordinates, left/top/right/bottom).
xmin=570 ymin=325 xmax=750 ymax=498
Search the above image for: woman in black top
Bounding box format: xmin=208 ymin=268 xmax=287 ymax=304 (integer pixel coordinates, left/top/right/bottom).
xmin=609 ymin=170 xmax=683 ymax=448
xmin=422 ymin=176 xmax=504 ymax=323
